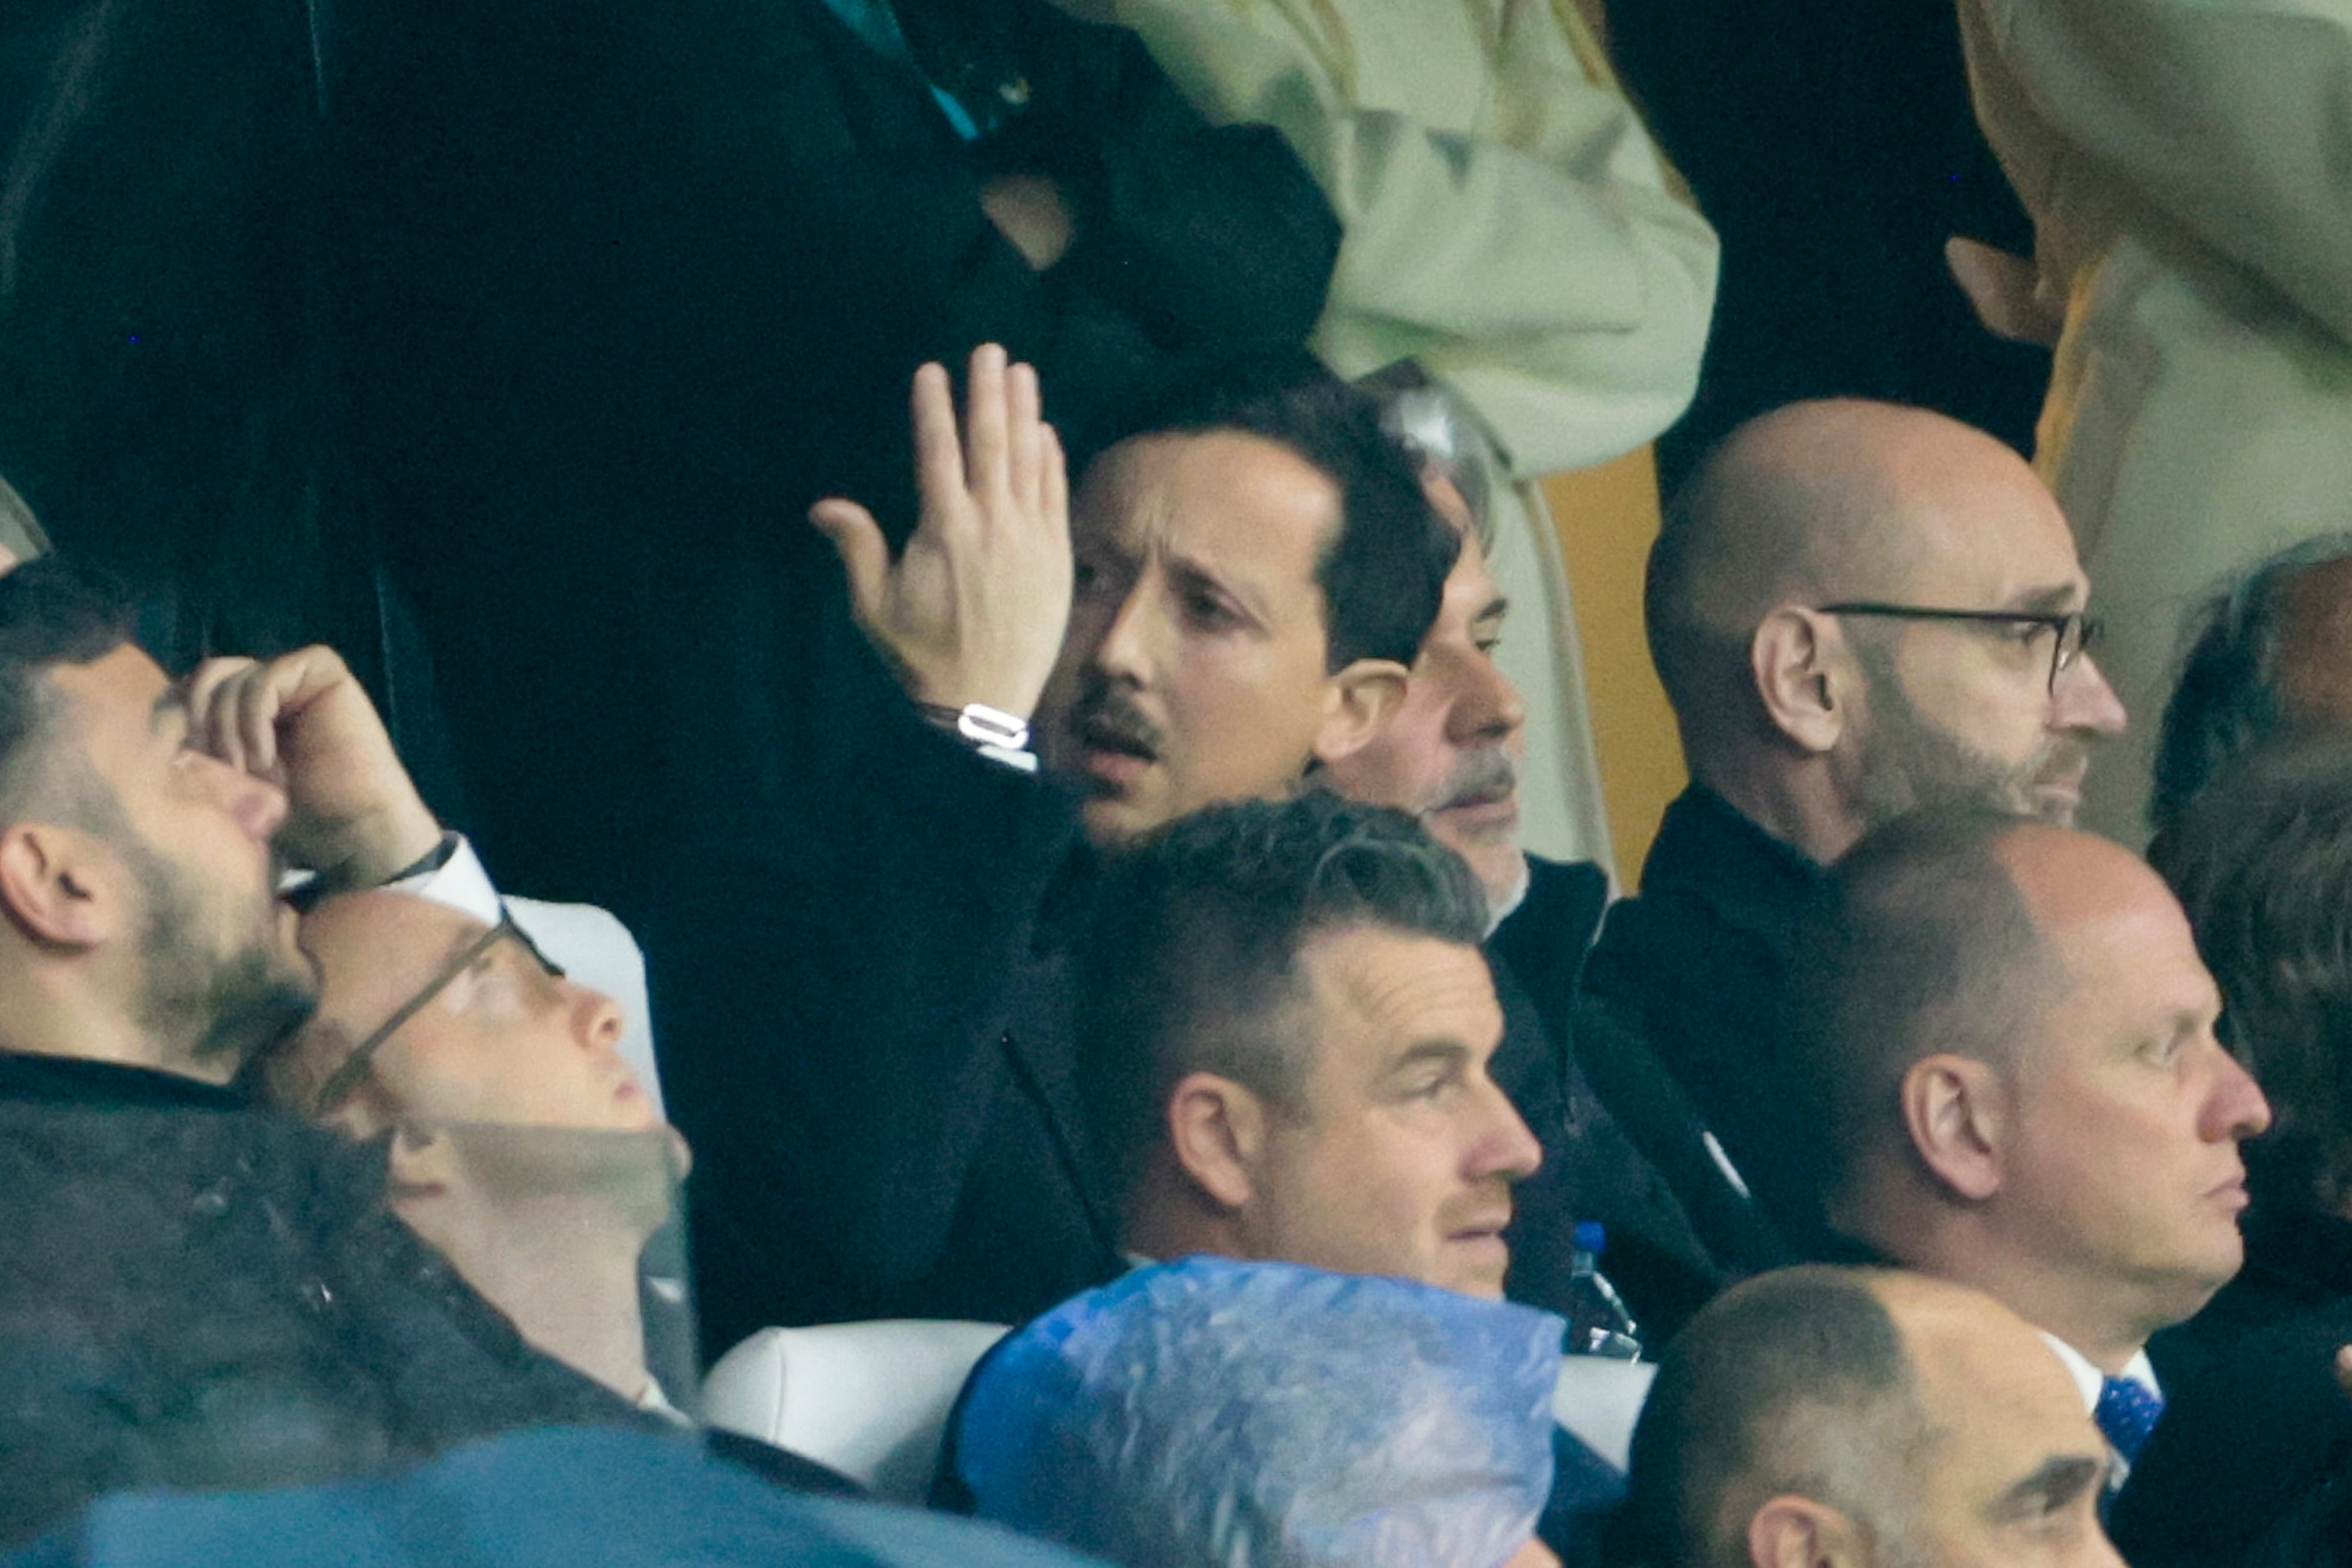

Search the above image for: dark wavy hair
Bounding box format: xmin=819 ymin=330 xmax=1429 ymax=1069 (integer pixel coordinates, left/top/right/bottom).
xmin=2153 ymin=531 xmax=2352 ymax=840
xmin=1127 ymin=349 xmax=1459 ymax=671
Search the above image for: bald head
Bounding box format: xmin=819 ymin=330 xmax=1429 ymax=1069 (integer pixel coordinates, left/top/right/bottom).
xmin=1622 ymin=1266 xmax=2115 ymax=1568
xmin=1648 ymin=401 xmax=2123 ymax=860
xmin=1651 ymin=402 xmax=2060 ymax=701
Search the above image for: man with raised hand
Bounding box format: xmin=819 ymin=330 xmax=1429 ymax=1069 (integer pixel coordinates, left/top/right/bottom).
xmin=650 ymin=343 xmax=1459 ymax=1340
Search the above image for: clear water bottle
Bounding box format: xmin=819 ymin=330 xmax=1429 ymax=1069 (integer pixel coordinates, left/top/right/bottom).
xmin=1565 ymin=1221 xmax=1643 ymax=1360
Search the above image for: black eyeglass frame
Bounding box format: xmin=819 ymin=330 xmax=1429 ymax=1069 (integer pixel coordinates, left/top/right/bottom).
xmin=310 ymin=910 xmax=565 ymax=1116
xmin=1815 ymin=601 xmax=2104 ymax=694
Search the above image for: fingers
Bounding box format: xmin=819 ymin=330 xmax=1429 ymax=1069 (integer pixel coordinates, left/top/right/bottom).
xmin=1006 ymin=359 xmax=1043 ymax=517
xmin=809 ymin=499 xmax=890 ymax=621
xmin=961 ymin=343 xmax=1011 ymax=507
xmin=911 ymin=360 xmax=967 ymax=513
xmin=231 ymin=658 xmax=297 ymax=778
xmin=1040 ymin=422 xmax=1068 ymax=540
xmin=183 ymin=656 xmax=262 ymax=773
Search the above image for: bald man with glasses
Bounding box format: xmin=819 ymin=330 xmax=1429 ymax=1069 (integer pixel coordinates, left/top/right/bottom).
xmin=1576 ymin=399 xmax=2127 ymax=1246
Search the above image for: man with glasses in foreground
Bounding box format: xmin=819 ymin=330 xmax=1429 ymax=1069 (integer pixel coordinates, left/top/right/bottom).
xmin=1579 ymin=398 xmax=2127 ymax=1242
xmin=267 ymin=887 xmax=687 ymax=1415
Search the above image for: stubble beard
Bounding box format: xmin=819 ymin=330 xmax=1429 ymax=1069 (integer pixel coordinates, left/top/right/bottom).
xmin=1852 ymin=657 xmax=2078 ymax=834
xmin=125 ymin=831 xmax=319 ymax=1078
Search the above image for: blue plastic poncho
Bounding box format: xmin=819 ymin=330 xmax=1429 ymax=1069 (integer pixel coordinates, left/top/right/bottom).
xmin=956 ymin=1257 xmax=1565 ymax=1568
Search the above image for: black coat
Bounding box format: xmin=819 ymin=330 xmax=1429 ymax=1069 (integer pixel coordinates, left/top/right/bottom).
xmin=326 ymin=0 xmax=1342 ymax=910
xmin=1489 ymin=857 xmax=1732 ymax=1343
xmin=2110 ymin=1203 xmax=2352 ymax=1568
xmin=0 ymin=1052 xmax=639 ymax=1549
xmin=647 ymin=681 xmax=1124 ymax=1348
xmin=1578 ymin=784 xmax=1824 ymax=1254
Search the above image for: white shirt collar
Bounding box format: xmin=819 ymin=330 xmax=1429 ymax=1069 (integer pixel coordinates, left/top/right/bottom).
xmin=2038 ymin=1331 xmax=2160 ymax=1412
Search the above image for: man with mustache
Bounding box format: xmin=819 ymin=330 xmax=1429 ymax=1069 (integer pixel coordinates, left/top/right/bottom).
xmin=1320 ymin=446 xmax=1749 ymax=1333
xmin=1789 ymin=806 xmax=2270 ymax=1494
xmin=652 ymin=346 xmax=1464 ymax=1340
xmin=1579 ymin=399 xmax=2128 ymax=1239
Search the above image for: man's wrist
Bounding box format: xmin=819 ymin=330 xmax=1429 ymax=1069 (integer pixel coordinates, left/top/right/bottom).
xmin=309 ymin=797 xmax=446 ymax=892
xmin=916 ymin=700 xmax=1040 ymax=773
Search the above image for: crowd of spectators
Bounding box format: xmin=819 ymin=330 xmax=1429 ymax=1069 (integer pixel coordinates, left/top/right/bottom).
xmin=4 ymin=0 xmax=2352 ymax=1564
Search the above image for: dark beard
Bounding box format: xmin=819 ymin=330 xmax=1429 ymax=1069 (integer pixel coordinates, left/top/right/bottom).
xmin=125 ymin=832 xmax=318 ymax=1076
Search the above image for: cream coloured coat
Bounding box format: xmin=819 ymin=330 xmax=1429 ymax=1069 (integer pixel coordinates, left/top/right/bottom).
xmin=1959 ymin=0 xmax=2352 ymax=840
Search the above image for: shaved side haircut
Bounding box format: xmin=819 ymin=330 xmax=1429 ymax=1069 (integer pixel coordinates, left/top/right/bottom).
xmin=1786 ymin=804 xmax=2059 ymax=1198
xmin=1074 ymin=791 xmax=1488 ymax=1201
xmin=1618 ymin=1266 xmax=1928 ymax=1568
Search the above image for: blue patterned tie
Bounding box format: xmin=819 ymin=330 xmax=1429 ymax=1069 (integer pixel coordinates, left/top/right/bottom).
xmin=2093 ymin=1375 xmax=2164 ymax=1465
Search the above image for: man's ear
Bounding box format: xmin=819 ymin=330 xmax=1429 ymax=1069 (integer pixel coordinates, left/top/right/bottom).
xmin=0 ymin=822 xmax=112 ymax=948
xmin=1752 ymin=607 xmax=1851 ymax=755
xmin=383 ymin=1121 xmax=456 ymax=1198
xmin=1903 ymin=1053 xmax=2005 ymax=1202
xmin=1165 ymin=1070 xmax=1267 ymax=1212
xmin=1310 ymin=658 xmax=1410 ymax=767
xmin=1746 ymin=1496 xmax=1871 ymax=1568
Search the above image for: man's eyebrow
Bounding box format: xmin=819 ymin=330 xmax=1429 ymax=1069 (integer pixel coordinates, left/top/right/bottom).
xmin=1473 ymin=594 xmax=1510 ymax=626
xmin=434 ymin=921 xmax=497 ymax=968
xmin=2008 ymin=584 xmax=2084 ymax=616
xmin=1990 ymin=1453 xmax=2106 ymax=1522
xmin=1167 ymin=554 xmax=1269 ymax=626
xmin=1383 ymin=1039 xmax=1472 ymax=1078
xmin=149 ymin=688 xmax=191 ymax=735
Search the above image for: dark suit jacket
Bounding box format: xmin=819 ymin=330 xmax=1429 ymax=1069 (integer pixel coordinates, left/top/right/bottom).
xmin=1578 ymin=784 xmax=1826 ymax=1249
xmin=646 ymin=644 xmax=1124 ymax=1348
xmin=2110 ymin=1203 xmax=2352 ymax=1567
xmin=1490 ymin=857 xmax=1732 ymax=1343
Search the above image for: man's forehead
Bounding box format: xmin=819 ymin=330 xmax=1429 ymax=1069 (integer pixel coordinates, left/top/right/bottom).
xmin=1873 ymin=464 xmax=2086 ymax=612
xmin=46 ymin=643 xmax=171 ymax=723
xmin=1998 ymin=830 xmax=2220 ymax=1039
xmin=303 ymin=892 xmax=491 ymax=1007
xmin=1078 ymin=430 xmax=1339 ymax=564
xmin=1301 ymin=926 xmax=1500 ymax=1054
xmin=2001 ymin=828 xmax=2201 ymax=964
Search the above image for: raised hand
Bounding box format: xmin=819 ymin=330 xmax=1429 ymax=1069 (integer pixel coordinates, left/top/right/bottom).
xmin=183 ymin=645 xmax=441 ymax=889
xmin=810 ymin=343 xmax=1072 ymax=720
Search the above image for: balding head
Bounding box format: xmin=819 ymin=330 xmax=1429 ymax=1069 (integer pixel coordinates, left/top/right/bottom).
xmin=1797 ymin=810 xmax=2270 ymax=1367
xmin=1621 ymin=1265 xmax=2117 ymax=1568
xmin=1648 ymin=402 xmax=2125 ymax=862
